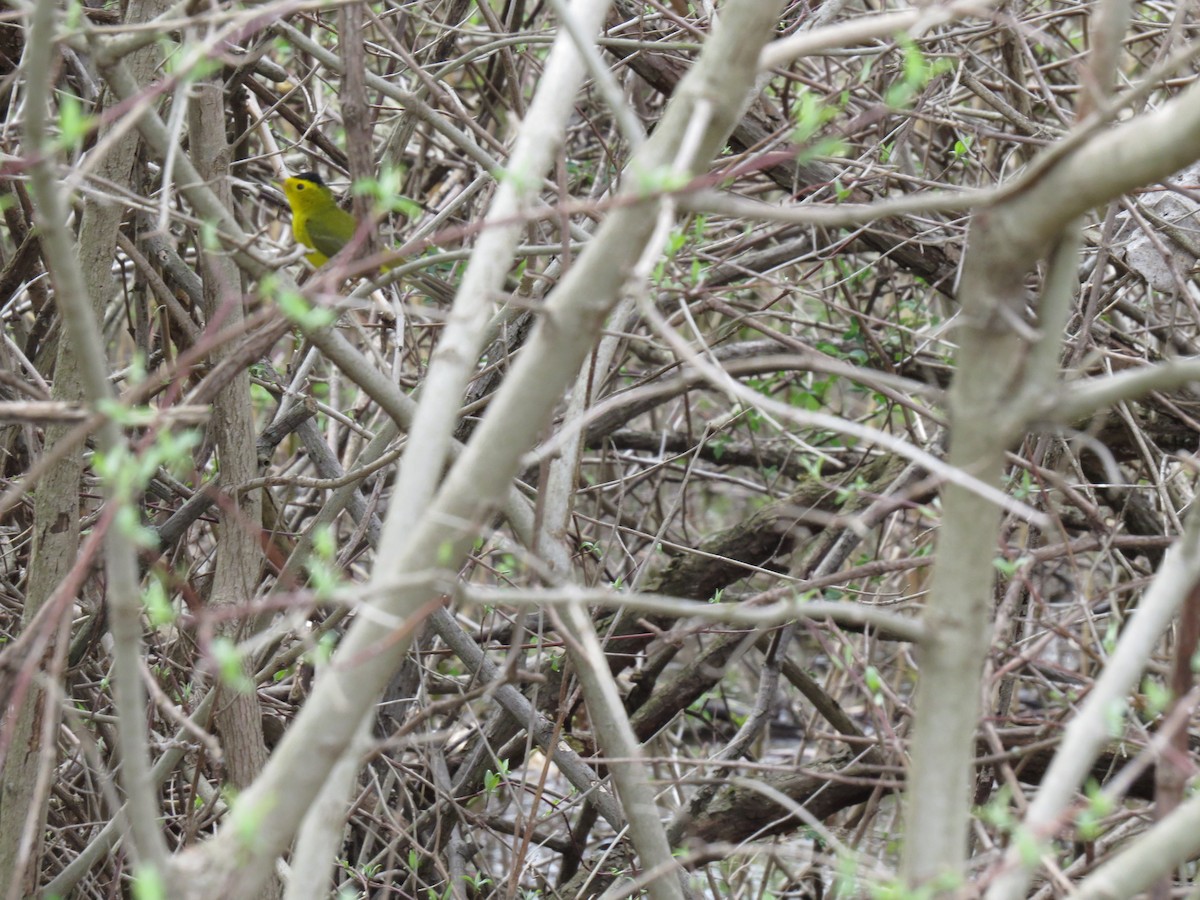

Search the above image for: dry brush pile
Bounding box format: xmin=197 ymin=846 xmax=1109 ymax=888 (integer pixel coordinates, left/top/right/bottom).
xmin=1 ymin=0 xmax=1200 ymax=898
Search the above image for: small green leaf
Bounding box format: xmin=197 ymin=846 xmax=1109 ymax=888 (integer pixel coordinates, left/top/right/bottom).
xmin=1104 ymin=698 xmax=1127 ymax=737
xmin=131 ymin=865 xmax=166 ymax=900
xmin=275 ymin=288 xmax=336 ymax=330
xmin=142 ymin=578 xmax=174 ymax=627
xmin=226 ymin=785 xmax=276 ymax=850
xmin=56 ymin=93 xmax=96 ymax=151
xmin=210 ymin=637 xmax=254 ymax=693
xmin=200 ymin=219 xmax=221 ymax=251
xmin=1140 ymin=677 xmax=1171 ymax=720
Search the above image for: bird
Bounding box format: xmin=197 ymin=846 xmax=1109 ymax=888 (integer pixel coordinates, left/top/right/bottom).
xmin=280 ymin=171 xmax=362 ymax=268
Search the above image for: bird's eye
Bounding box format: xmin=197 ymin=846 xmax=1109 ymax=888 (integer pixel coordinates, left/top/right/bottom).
xmin=297 ymin=183 xmax=305 ymax=191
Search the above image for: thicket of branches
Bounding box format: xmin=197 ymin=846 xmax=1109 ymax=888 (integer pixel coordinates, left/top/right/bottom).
xmin=3 ymin=0 xmax=1200 ymax=898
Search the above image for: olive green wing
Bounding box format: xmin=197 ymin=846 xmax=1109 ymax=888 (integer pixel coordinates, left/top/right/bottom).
xmin=304 ymin=207 xmax=358 ymax=261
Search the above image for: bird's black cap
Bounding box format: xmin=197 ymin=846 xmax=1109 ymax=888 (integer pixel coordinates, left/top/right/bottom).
xmin=294 ymin=172 xmax=326 ymax=186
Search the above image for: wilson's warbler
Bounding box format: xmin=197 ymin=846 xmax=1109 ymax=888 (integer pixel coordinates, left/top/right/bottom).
xmin=281 ymin=172 xmax=362 ymax=267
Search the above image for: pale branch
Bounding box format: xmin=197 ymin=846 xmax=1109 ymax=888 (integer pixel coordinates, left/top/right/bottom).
xmin=758 ymin=0 xmax=1001 ymax=71
xmin=986 ymin=510 xmax=1200 ymax=899
xmin=23 ymin=0 xmax=170 ymax=877
xmin=682 ymin=186 xmax=988 ymax=228
xmin=453 ymin=585 xmax=926 ymax=644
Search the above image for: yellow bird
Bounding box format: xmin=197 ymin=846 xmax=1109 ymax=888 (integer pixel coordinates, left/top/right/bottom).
xmin=280 ymin=172 xmax=361 ymax=267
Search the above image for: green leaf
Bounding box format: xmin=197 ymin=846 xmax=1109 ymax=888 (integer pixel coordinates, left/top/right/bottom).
xmin=884 ymin=35 xmax=953 ymax=109
xmin=210 ymin=637 xmax=255 ymax=694
xmin=307 ymin=631 xmax=338 ymax=667
xmin=142 ymin=578 xmax=175 ymax=627
xmin=1104 ymin=698 xmax=1127 ymax=737
xmin=115 ymin=505 xmax=159 ymax=549
xmin=796 ymin=136 xmax=846 ymax=164
xmin=790 ymin=89 xmax=837 ymax=144
xmin=631 ymin=163 xmax=690 ymax=197
xmin=226 ymin=785 xmax=276 ymax=850
xmin=1076 ymin=779 xmax=1114 ymax=840
xmin=312 ymin=523 xmax=336 ymax=561
xmin=1014 ymin=826 xmax=1045 ymax=867
xmin=56 ymin=93 xmax=96 ymax=152
xmin=200 ymin=219 xmax=221 ymax=251
xmin=275 ymin=287 xmax=336 ymax=330
xmin=992 ymin=556 xmax=1021 ymax=578
xmin=131 ymin=866 xmax=166 ymax=900
xmin=1140 ymin=677 xmax=1171 ymax=719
